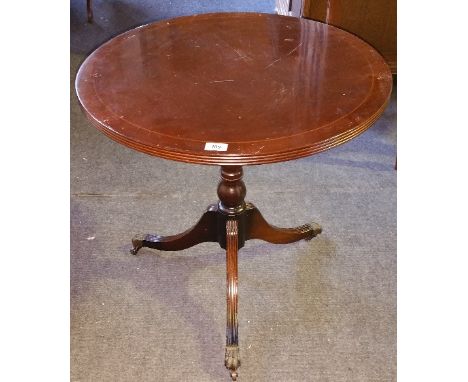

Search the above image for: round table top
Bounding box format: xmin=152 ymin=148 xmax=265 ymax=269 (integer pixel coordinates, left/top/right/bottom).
xmin=76 ymin=12 xmax=392 ymax=166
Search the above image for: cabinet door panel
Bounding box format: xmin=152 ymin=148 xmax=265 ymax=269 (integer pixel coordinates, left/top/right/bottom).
xmin=303 ymin=0 xmax=396 ymax=72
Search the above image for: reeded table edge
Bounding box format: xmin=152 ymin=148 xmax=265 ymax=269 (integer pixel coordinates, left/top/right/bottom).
xmin=76 ymin=13 xmax=393 ymax=166
xmin=81 ymin=93 xmax=390 ymax=166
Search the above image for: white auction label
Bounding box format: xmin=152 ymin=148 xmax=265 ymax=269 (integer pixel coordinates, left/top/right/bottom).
xmin=204 ymin=142 xmax=228 ymax=151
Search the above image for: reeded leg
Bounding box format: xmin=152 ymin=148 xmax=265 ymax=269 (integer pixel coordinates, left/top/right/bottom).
xmin=130 ymin=204 xmax=218 ymax=255
xmin=225 ymin=219 xmax=240 ymax=381
xmin=245 ymin=203 xmax=322 ymax=244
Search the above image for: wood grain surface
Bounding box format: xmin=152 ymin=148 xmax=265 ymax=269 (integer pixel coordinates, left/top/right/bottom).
xmin=76 ymin=12 xmax=392 ymax=165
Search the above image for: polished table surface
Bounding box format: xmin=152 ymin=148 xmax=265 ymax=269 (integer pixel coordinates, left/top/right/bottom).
xmin=76 ymin=12 xmax=392 ymax=165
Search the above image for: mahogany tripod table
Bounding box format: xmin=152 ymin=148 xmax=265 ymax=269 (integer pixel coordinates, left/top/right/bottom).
xmin=76 ymin=12 xmax=392 ymax=381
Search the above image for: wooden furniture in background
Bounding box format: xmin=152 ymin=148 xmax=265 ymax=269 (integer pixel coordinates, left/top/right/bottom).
xmin=302 ymin=0 xmax=396 ymax=73
xmin=76 ymin=13 xmax=392 ymax=380
xmin=276 ymin=0 xmax=304 ymax=17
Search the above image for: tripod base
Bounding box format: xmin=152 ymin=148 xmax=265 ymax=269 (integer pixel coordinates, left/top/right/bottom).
xmin=130 ymin=166 xmax=322 ymax=380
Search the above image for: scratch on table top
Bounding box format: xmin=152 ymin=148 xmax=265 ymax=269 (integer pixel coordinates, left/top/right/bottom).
xmin=265 ymin=58 xmax=282 ymax=69
xmin=254 ymin=145 xmax=265 ymax=154
xmin=233 ymin=48 xmax=252 ymax=62
xmin=265 ymin=43 xmax=303 ymax=69
xmin=286 ymin=43 xmax=303 ymax=56
xmin=210 ymin=79 xmax=235 ymax=83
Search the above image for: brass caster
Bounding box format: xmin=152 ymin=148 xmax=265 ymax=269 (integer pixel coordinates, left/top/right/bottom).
xmin=130 ymin=235 xmax=145 ymax=255
xmin=225 ymin=345 xmax=240 ymax=381
xmin=304 ymin=222 xmax=322 ymax=241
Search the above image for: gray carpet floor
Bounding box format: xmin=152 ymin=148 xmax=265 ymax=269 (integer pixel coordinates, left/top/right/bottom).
xmin=71 ymin=2 xmax=397 ymax=381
